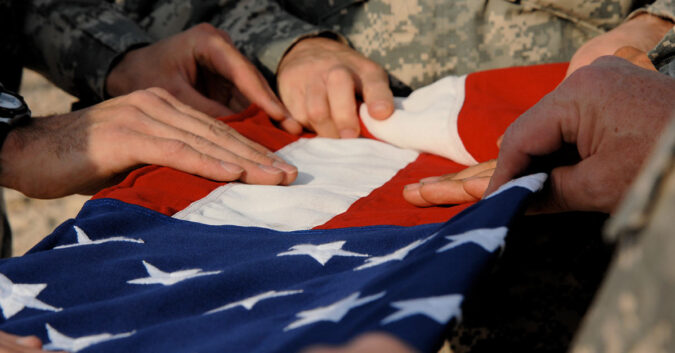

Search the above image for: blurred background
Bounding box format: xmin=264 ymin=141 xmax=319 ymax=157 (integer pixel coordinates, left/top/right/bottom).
xmin=8 ymin=69 xmax=88 ymax=256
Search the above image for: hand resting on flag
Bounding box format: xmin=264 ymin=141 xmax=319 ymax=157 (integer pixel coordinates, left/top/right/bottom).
xmin=0 ymin=88 xmax=297 ymax=199
xmin=405 ymin=57 xmax=675 ymax=213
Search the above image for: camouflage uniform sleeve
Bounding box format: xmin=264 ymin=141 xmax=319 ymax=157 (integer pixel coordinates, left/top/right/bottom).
xmin=648 ymin=26 xmax=675 ymax=76
xmin=625 ymin=1 xmax=675 ymax=75
xmin=209 ymin=0 xmax=348 ymax=79
xmin=23 ymin=1 xmax=154 ymax=103
xmin=570 ymin=114 xmax=675 ymax=353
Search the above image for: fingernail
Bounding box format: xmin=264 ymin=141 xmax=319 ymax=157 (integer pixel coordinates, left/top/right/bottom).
xmin=370 ymin=101 xmax=390 ymax=112
xmin=404 ymin=183 xmax=421 ymax=191
xmin=220 ymin=162 xmax=244 ymax=174
xmin=339 ymin=129 xmax=358 ymax=139
xmin=419 ymin=176 xmax=442 ymax=183
xmin=259 ymin=164 xmax=283 ymax=174
xmin=267 ymin=152 xmax=284 ymax=162
xmin=273 ymin=160 xmax=298 ymax=174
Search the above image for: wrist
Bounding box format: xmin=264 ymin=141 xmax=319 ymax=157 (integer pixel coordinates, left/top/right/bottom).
xmin=280 ymin=35 xmax=345 ymax=69
xmin=105 ymin=46 xmax=146 ymax=98
xmin=620 ymin=13 xmax=674 ymax=52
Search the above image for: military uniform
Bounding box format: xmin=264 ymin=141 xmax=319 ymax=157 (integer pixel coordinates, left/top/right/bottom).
xmin=650 ymin=26 xmax=675 ymax=75
xmin=569 ymin=113 xmax=675 ymax=353
xmin=213 ymin=0 xmax=675 ymax=90
xmin=565 ymin=22 xmax=675 ymax=353
xmin=22 ymin=0 xmax=675 ymax=103
xmin=8 ymin=1 xmax=675 ymax=350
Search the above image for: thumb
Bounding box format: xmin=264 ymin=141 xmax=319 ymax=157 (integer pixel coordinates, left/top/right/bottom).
xmin=527 ymin=157 xmax=609 ymax=214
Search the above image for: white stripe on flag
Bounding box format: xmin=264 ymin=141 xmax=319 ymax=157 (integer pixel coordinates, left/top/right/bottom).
xmin=173 ymin=137 xmax=419 ymax=230
xmin=360 ymin=75 xmax=477 ymax=166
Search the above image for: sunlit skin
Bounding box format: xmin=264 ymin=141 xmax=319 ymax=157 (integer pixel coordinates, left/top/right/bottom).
xmin=405 ymin=56 xmax=674 ymax=214
xmin=403 ymin=11 xmax=672 ymax=210
xmin=277 ymin=37 xmax=395 ymax=138
xmin=565 ymin=13 xmax=672 ymax=77
xmin=0 ymin=87 xmax=297 ymax=199
xmin=106 ymin=23 xmax=301 ymax=132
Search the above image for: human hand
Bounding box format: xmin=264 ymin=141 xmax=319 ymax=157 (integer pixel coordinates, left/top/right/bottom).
xmin=0 ymin=88 xmax=297 ymax=199
xmin=566 ymin=13 xmax=672 ymax=76
xmin=106 ymin=23 xmax=299 ymax=131
xmin=403 ymin=160 xmax=496 ymax=207
xmin=277 ymin=37 xmax=394 ymax=138
xmin=302 ymin=333 xmax=417 ymax=353
xmin=486 ymin=56 xmax=675 ymax=214
xmin=0 ymin=331 xmax=61 ymax=353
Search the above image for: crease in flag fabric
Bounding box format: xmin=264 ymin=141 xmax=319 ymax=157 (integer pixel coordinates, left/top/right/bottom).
xmin=0 ymin=173 xmax=545 ymax=353
xmin=0 ymin=63 xmax=567 ymax=352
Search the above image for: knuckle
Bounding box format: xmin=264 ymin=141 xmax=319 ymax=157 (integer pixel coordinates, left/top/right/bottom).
xmin=191 ymin=134 xmax=214 ymax=149
xmin=205 ymin=34 xmax=229 ymax=52
xmin=191 ymin=22 xmax=217 ymax=35
xmin=326 ymin=67 xmax=353 ymax=85
xmin=162 ymin=139 xmax=192 ymax=156
xmin=145 ymin=86 xmax=170 ymax=97
xmin=582 ymin=171 xmax=620 ymax=212
xmin=207 ymin=120 xmax=235 ymax=138
xmin=113 ymin=105 xmax=144 ymax=122
xmin=360 ymin=60 xmax=386 ymax=77
xmin=125 ymin=89 xmax=158 ymax=106
xmin=307 ymin=104 xmax=329 ymax=124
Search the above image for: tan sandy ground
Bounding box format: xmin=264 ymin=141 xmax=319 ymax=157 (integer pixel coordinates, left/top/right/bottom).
xmin=7 ymin=69 xmax=88 ymax=256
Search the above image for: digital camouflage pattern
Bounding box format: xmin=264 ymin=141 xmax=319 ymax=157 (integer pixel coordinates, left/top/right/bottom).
xmin=650 ymin=26 xmax=675 ymax=75
xmin=23 ymin=1 xmax=154 ymax=103
xmin=569 ymin=115 xmax=675 ymax=353
xmin=4 ymin=0 xmax=675 ymax=350
xmin=215 ymin=0 xmax=675 ymax=90
xmin=18 ymin=0 xmax=675 ymax=101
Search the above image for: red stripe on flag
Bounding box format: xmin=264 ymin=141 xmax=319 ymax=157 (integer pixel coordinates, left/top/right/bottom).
xmin=458 ymin=63 xmax=567 ymax=162
xmin=93 ymin=64 xmax=567 ymax=227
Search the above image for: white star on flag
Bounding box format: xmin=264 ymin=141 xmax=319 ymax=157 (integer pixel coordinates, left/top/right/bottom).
xmin=381 ymin=294 xmax=464 ymax=325
xmin=206 ymin=289 xmax=304 ymax=314
xmin=436 ymin=227 xmax=507 ymax=253
xmin=485 ymin=173 xmax=547 ymax=199
xmin=285 ymin=291 xmax=386 ymax=331
xmin=55 ymin=226 xmax=144 ymax=249
xmin=0 ymin=273 xmax=61 ymax=319
xmin=277 ymin=241 xmax=368 ymax=266
xmin=354 ymin=234 xmax=436 ymax=271
xmin=43 ymin=323 xmax=135 ymax=352
xmin=127 ymin=260 xmax=221 ymax=286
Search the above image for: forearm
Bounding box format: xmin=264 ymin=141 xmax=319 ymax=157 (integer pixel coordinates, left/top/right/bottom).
xmin=22 ymin=0 xmax=153 ymax=103
xmin=209 ymin=0 xmax=347 ymax=79
xmin=628 ymin=0 xmax=675 ymax=24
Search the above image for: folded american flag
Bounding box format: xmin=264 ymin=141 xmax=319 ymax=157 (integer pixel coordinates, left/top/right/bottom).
xmin=0 ymin=64 xmax=565 ymax=352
